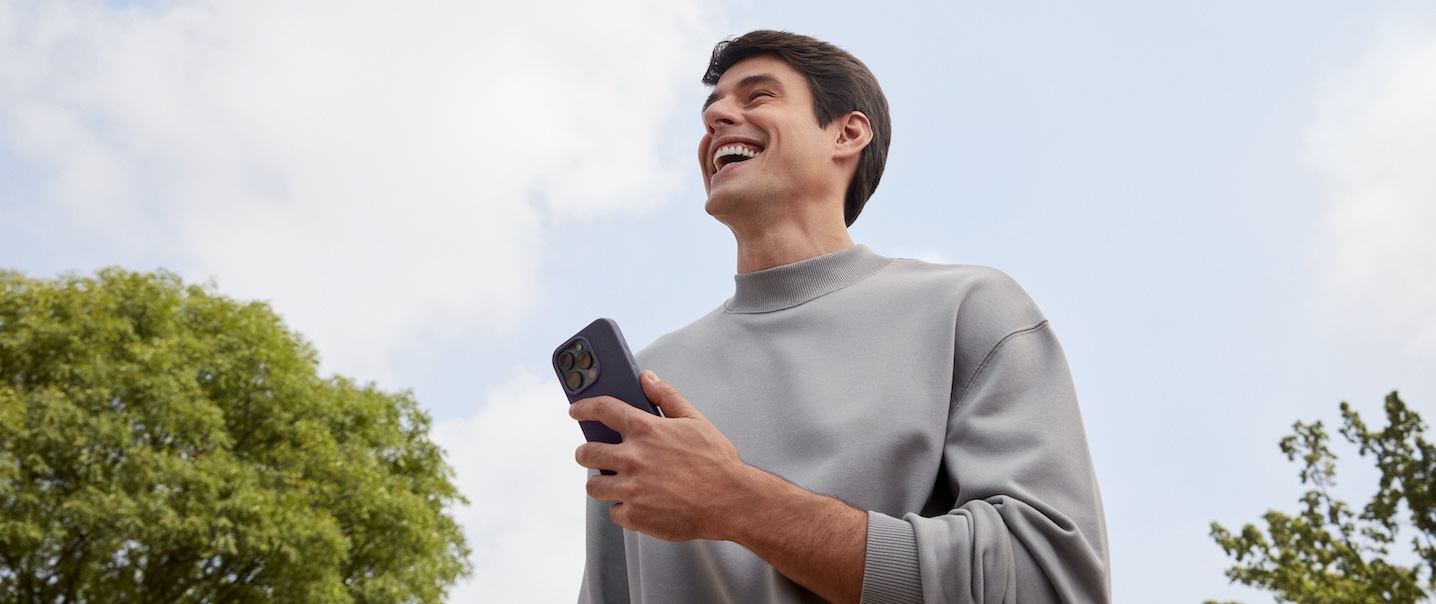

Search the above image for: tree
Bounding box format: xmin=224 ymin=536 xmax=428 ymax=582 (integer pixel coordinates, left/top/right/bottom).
xmin=0 ymin=268 xmax=470 ymax=603
xmin=1207 ymin=392 xmax=1436 ymax=603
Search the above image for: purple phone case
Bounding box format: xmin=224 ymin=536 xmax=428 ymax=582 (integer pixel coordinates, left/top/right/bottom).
xmin=553 ymin=318 xmax=661 ymax=446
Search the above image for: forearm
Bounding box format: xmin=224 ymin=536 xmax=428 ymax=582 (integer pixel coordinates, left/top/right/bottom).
xmin=720 ymin=465 xmax=868 ymax=604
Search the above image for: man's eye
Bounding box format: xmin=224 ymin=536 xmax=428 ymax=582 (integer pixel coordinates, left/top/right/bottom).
xmin=748 ymin=91 xmax=773 ymax=102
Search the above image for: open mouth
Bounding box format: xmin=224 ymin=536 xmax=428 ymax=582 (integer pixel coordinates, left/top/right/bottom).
xmin=713 ymin=144 xmax=762 ymax=174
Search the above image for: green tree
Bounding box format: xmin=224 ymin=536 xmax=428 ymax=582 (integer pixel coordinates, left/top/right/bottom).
xmin=1207 ymin=392 xmax=1436 ymax=604
xmin=0 ymin=268 xmax=470 ymax=603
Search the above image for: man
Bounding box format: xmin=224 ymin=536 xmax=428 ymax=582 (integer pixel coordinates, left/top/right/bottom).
xmin=570 ymin=30 xmax=1109 ymax=603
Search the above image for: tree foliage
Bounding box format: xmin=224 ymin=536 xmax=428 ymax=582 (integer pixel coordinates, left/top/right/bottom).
xmin=0 ymin=268 xmax=470 ymax=603
xmin=1207 ymin=392 xmax=1436 ymax=603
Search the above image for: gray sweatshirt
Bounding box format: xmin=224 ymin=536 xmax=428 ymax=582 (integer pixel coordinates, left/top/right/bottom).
xmin=579 ymin=244 xmax=1109 ymax=603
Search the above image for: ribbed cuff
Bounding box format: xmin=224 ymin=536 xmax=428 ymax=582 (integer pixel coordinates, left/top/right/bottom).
xmin=861 ymin=511 xmax=924 ymax=604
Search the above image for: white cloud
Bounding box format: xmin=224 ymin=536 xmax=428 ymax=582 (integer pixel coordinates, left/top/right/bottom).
xmin=1308 ymin=17 xmax=1436 ymax=350
xmin=0 ymin=0 xmax=721 ymax=379
xmin=0 ymin=3 xmax=729 ymax=598
xmin=890 ymin=247 xmax=951 ymax=265
xmin=431 ymin=372 xmax=591 ymax=603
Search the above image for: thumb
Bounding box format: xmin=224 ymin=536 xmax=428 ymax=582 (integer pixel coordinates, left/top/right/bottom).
xmin=641 ymin=371 xmax=704 ymax=420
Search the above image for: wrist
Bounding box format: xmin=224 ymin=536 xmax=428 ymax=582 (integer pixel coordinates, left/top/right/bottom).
xmin=711 ymin=465 xmax=869 ymax=603
xmin=716 ymin=465 xmax=856 ymax=548
xmin=719 ymin=464 xmax=779 ymax=543
xmin=704 ymin=462 xmax=773 ymax=543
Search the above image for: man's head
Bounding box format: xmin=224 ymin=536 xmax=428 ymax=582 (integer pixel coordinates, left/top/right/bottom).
xmin=701 ymin=30 xmax=891 ymax=227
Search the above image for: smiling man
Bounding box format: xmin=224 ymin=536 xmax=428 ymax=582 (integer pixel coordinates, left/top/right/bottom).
xmin=570 ymin=30 xmax=1110 ymax=604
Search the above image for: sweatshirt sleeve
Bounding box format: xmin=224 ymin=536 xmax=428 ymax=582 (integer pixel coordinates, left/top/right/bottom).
xmin=860 ymin=320 xmax=1110 ymax=604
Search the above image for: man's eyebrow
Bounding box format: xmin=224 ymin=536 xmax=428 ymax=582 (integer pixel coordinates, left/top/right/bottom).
xmin=702 ymin=73 xmax=784 ymax=112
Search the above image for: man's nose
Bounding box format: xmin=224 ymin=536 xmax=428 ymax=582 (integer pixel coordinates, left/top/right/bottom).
xmin=703 ymin=98 xmax=740 ymax=131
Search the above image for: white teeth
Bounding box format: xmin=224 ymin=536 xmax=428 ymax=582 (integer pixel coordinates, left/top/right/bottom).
xmin=713 ymin=144 xmax=760 ymax=171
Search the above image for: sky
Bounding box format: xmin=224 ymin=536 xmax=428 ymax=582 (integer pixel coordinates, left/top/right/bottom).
xmin=3 ymin=0 xmax=1435 ymax=601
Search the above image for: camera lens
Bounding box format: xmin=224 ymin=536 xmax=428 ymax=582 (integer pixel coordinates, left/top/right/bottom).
xmin=566 ymin=370 xmax=583 ymax=391
xmin=558 ymin=351 xmax=574 ymax=371
xmin=577 ymin=351 xmax=593 ymax=370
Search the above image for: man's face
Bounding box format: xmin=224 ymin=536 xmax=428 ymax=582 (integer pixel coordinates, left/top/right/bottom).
xmin=698 ymin=55 xmax=839 ymax=220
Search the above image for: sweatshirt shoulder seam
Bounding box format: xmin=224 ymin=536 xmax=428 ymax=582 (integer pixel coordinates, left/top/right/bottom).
xmin=953 ymin=319 xmax=1050 ymax=409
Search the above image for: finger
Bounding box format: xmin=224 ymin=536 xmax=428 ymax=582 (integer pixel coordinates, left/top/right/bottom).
xmin=574 ymin=441 xmax=620 ymax=472
xmin=585 ymin=471 xmax=623 ymax=502
xmin=569 ymin=395 xmax=643 ymax=433
xmin=608 ymin=501 xmax=631 ymax=529
xmin=641 ymin=371 xmax=705 ymax=420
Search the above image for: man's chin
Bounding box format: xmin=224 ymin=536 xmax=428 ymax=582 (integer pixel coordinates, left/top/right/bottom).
xmin=703 ymin=195 xmax=725 ymax=218
xmin=704 ymin=192 xmax=742 ymax=221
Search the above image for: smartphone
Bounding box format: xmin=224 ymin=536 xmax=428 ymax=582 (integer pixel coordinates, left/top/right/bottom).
xmin=552 ymin=318 xmax=662 ymax=451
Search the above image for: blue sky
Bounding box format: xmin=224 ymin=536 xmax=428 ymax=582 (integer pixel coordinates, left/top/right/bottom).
xmin=3 ymin=1 xmax=1435 ymax=601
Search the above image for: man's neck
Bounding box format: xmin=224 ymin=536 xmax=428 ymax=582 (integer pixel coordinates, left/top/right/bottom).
xmin=731 ymin=220 xmax=854 ymax=274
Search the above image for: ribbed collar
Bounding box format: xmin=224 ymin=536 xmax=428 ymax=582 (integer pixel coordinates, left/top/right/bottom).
xmin=726 ymin=244 xmax=893 ymax=314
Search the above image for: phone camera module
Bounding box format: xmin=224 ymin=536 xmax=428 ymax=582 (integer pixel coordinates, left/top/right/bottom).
xmin=557 ymin=339 xmax=598 ymax=392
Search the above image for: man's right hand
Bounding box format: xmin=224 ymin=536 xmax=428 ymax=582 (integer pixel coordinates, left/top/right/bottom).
xmin=571 ymin=370 xmax=750 ymax=542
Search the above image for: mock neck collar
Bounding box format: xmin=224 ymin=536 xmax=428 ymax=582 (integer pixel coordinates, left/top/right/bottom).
xmin=725 ymin=244 xmax=892 ymax=314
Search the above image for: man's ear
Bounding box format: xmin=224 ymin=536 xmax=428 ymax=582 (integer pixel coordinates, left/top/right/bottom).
xmin=832 ymin=111 xmax=873 ymax=161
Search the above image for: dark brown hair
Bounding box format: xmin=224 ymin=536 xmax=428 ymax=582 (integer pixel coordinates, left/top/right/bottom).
xmin=703 ymin=30 xmax=891 ymax=226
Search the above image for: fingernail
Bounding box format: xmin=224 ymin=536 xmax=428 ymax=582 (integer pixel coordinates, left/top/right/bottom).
xmin=644 ymin=370 xmax=660 ymax=382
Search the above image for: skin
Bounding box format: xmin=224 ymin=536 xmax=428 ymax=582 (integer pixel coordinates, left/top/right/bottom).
xmin=571 ymin=54 xmax=876 ymax=603
xmin=697 ymin=54 xmax=873 ymax=274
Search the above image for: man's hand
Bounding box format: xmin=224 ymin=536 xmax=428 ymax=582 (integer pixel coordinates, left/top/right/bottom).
xmin=570 ymin=371 xmax=868 ymax=603
xmin=570 ymin=370 xmax=752 ymax=542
